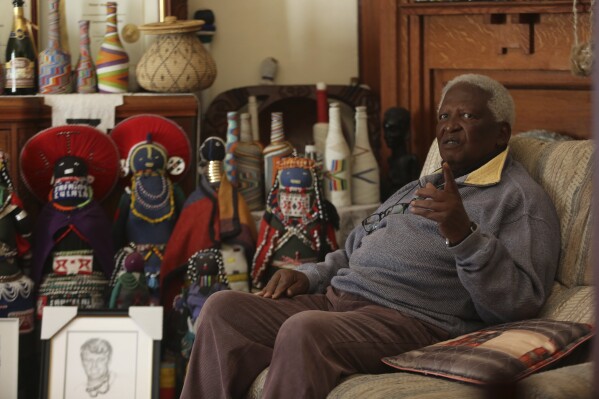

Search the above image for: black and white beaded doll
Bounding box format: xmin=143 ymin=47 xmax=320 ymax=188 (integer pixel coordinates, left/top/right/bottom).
xmin=20 ymin=125 xmax=120 ymax=316
xmin=111 ymin=115 xmax=190 ymax=304
xmin=251 ymin=156 xmax=339 ymax=288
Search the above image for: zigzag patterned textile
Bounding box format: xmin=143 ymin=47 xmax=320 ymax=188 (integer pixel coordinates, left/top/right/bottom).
xmin=38 ymin=0 xmax=72 ymax=94
xmin=96 ymin=2 xmax=129 ymax=93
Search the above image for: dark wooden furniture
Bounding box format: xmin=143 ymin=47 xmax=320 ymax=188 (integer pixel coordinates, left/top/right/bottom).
xmin=0 ymin=94 xmax=200 ymax=217
xmin=359 ymin=0 xmax=593 ymax=168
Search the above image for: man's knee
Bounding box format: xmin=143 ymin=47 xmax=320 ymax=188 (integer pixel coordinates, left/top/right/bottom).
xmin=276 ymin=311 xmax=328 ymax=347
xmin=197 ymin=290 xmax=249 ymax=325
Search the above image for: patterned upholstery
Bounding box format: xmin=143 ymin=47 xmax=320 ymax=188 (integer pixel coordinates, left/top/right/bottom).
xmin=246 ymin=134 xmax=595 ymax=399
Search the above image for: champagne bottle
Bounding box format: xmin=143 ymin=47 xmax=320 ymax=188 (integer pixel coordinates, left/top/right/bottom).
xmin=5 ymin=0 xmax=36 ymax=95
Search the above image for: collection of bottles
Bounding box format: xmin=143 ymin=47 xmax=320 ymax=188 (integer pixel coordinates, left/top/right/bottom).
xmin=3 ymin=0 xmax=128 ymax=95
xmin=227 ymin=83 xmax=380 ymax=214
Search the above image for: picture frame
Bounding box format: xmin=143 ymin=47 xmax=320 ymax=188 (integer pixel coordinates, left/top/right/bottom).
xmin=0 ymin=318 xmax=19 ymax=399
xmin=40 ymin=306 xmax=163 ymax=399
xmin=35 ymin=0 xmax=167 ymax=73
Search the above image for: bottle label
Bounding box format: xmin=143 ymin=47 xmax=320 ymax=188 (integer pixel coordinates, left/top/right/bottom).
xmin=5 ymin=57 xmax=35 ymax=89
xmin=10 ymin=29 xmax=27 ymax=40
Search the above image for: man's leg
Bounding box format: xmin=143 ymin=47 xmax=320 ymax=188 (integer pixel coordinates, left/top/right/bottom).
xmin=262 ymin=288 xmax=449 ymax=399
xmin=180 ymin=290 xmax=330 ymax=399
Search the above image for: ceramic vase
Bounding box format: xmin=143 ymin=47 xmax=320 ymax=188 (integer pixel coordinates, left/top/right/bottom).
xmin=234 ymin=112 xmax=265 ymax=211
xmin=38 ymin=0 xmax=72 ymax=94
xmin=324 ymin=102 xmax=352 ymax=208
xmin=75 ymin=20 xmax=97 ymax=93
xmin=224 ymin=112 xmax=240 ymax=187
xmin=96 ymin=2 xmax=129 ymax=93
xmin=312 ymin=82 xmax=329 ymax=163
xmin=263 ymin=112 xmax=294 ymax=198
xmin=351 ymin=106 xmax=380 ymax=205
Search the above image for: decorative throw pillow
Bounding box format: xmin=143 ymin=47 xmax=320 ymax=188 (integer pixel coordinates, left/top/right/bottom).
xmin=382 ymin=319 xmax=594 ymax=384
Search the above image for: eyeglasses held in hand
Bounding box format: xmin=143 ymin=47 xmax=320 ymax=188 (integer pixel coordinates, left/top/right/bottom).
xmin=361 ymin=181 xmax=445 ymax=234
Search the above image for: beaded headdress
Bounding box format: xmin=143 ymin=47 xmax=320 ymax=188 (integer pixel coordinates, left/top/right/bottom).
xmin=110 ymin=115 xmax=191 ymax=182
xmin=20 ymin=125 xmax=120 ymax=202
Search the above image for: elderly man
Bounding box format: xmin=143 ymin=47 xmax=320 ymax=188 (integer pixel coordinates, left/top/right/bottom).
xmin=180 ymin=74 xmax=560 ymax=399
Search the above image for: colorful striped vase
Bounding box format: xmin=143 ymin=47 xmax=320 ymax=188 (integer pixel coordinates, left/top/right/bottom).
xmin=38 ymin=0 xmax=72 ymax=94
xmin=75 ymin=20 xmax=97 ymax=93
xmin=96 ymin=2 xmax=129 ymax=93
xmin=235 ymin=112 xmax=265 ymax=211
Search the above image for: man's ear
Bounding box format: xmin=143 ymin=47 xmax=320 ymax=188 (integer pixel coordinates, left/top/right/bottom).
xmin=496 ymin=122 xmax=511 ymax=147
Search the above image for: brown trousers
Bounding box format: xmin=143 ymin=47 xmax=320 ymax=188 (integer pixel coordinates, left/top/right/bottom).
xmin=180 ymin=287 xmax=449 ymax=399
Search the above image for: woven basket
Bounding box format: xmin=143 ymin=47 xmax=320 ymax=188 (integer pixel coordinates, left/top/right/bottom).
xmin=136 ymin=16 xmax=217 ymax=93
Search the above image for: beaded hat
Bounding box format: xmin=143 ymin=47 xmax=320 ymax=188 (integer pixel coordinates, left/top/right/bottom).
xmin=110 ymin=115 xmax=191 ymax=182
xmin=20 ymin=125 xmax=120 ymax=202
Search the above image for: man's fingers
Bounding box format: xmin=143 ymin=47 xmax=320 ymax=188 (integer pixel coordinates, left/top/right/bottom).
xmin=442 ymin=162 xmax=459 ymax=193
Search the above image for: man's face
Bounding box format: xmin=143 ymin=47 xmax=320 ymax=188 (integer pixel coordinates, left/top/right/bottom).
xmin=436 ymin=83 xmax=509 ymax=175
xmin=81 ymin=351 xmax=110 ymax=380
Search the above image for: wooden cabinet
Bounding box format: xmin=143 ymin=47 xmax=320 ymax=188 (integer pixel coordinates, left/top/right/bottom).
xmin=359 ymin=0 xmax=593 ymax=168
xmin=0 ymin=94 xmax=200 ymax=218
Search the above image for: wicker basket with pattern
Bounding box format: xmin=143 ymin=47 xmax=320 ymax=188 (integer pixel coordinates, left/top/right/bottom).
xmin=136 ymin=16 xmax=217 ymax=93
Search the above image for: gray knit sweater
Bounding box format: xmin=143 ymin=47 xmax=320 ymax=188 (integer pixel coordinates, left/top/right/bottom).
xmin=297 ymin=150 xmax=560 ymax=337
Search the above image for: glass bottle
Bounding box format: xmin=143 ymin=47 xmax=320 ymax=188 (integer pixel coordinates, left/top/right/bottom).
xmin=96 ymin=1 xmax=129 ymax=93
xmin=5 ymin=0 xmax=36 ymax=95
xmin=351 ymin=105 xmax=380 ymax=205
xmin=234 ymin=112 xmax=265 ymax=211
xmin=324 ymin=102 xmax=352 ymax=207
xmin=263 ymin=112 xmax=294 ymax=198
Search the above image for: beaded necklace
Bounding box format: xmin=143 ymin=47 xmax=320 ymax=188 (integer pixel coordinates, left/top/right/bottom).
xmin=130 ymin=173 xmax=175 ymax=224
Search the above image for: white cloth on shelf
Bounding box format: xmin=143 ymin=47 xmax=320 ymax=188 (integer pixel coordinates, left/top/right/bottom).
xmin=43 ymin=94 xmax=124 ymax=132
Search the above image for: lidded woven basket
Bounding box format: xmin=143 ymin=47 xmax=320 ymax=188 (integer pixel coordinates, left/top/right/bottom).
xmin=136 ymin=16 xmax=217 ymax=93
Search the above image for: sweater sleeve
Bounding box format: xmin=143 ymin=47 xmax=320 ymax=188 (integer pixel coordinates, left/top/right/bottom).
xmin=295 ymin=249 xmax=350 ymax=294
xmin=450 ymin=209 xmax=560 ymax=325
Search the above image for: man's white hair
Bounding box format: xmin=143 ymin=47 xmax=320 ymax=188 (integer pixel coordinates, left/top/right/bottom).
xmin=438 ymin=74 xmax=515 ymax=127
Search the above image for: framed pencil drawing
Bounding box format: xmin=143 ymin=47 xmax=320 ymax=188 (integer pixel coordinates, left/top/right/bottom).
xmin=0 ymin=318 xmax=19 ymax=399
xmin=40 ymin=306 xmax=162 ymax=399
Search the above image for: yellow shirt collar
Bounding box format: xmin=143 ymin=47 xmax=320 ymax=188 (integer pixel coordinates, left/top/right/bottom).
xmin=431 ymin=148 xmax=509 ymax=186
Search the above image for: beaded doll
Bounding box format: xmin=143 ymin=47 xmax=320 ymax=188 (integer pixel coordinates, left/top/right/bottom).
xmin=20 ymin=125 xmax=120 ymax=316
xmin=111 ymin=115 xmax=190 ymax=304
xmin=0 ymin=151 xmax=34 ymax=332
xmin=161 ymin=136 xmax=256 ymax=309
xmin=251 ymin=156 xmax=339 ymax=288
xmin=108 ymin=248 xmax=150 ymax=308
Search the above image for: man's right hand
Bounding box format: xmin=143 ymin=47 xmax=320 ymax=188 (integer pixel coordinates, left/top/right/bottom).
xmin=255 ymin=269 xmax=310 ymax=299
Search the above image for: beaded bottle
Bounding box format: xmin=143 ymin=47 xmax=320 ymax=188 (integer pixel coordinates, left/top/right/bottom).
xmin=96 ymin=2 xmax=129 ymax=93
xmin=262 ymin=112 xmax=294 ymax=198
xmin=234 ymin=112 xmax=265 ymax=211
xmin=324 ymin=103 xmax=352 ymax=208
xmin=74 ymin=20 xmax=97 ymax=93
xmin=38 ymin=0 xmax=72 ymax=94
xmin=224 ymin=112 xmax=240 ymax=187
xmin=351 ymin=106 xmax=380 ymax=204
